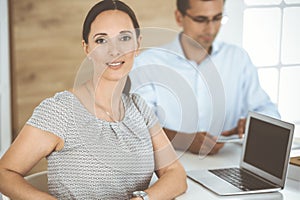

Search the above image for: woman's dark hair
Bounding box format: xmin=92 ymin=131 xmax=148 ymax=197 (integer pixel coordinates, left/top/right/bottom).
xmin=177 ymin=0 xmax=225 ymax=15
xmin=82 ymin=0 xmax=140 ymax=44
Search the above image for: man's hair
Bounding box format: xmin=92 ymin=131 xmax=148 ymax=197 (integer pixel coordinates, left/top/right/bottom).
xmin=177 ymin=0 xmax=225 ymax=15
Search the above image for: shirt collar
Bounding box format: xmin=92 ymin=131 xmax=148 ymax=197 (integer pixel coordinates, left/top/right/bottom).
xmin=211 ymin=40 xmax=222 ymax=55
xmin=162 ymin=33 xmax=185 ymax=57
xmin=166 ymin=32 xmax=222 ymax=58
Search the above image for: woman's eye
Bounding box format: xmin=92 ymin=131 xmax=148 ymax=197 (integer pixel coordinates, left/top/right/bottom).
xmin=95 ymin=38 xmax=107 ymax=44
xmin=120 ymin=35 xmax=132 ymax=42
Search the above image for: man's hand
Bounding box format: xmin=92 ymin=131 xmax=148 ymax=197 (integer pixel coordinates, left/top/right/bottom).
xmin=164 ymin=128 xmax=224 ymax=155
xmin=189 ymin=132 xmax=224 ymax=155
xmin=221 ymin=118 xmax=246 ymax=138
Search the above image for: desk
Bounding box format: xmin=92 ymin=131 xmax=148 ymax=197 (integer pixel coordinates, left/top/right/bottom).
xmin=175 ymin=143 xmax=300 ymax=200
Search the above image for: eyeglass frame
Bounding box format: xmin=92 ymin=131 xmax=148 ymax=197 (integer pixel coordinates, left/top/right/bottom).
xmin=184 ymin=12 xmax=224 ymax=25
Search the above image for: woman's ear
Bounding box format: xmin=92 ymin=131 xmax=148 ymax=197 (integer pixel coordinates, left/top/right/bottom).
xmin=82 ymin=40 xmax=89 ymax=55
xmin=175 ymin=10 xmax=184 ymax=27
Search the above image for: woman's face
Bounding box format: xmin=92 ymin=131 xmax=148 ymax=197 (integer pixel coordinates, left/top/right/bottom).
xmin=84 ymin=10 xmax=140 ymax=82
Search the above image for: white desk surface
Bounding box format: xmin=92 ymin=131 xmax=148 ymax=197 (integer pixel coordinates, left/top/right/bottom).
xmin=175 ymin=143 xmax=300 ymax=200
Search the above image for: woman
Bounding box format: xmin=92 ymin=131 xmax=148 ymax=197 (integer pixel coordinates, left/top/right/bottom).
xmin=0 ymin=0 xmax=187 ymax=199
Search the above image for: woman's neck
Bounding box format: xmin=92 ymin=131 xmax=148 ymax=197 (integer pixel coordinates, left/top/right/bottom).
xmin=93 ymin=79 xmax=124 ymax=108
xmin=84 ymin=77 xmax=126 ymax=121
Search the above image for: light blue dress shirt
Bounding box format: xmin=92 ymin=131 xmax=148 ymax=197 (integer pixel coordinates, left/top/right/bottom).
xmin=130 ymin=34 xmax=280 ymax=136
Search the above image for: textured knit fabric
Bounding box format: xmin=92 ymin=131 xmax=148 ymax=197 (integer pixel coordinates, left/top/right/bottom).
xmin=27 ymin=91 xmax=158 ymax=200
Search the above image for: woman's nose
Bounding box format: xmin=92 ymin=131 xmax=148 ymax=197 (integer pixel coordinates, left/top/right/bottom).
xmin=108 ymin=41 xmax=121 ymax=57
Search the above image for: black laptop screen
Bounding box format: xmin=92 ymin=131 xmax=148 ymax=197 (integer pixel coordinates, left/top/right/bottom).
xmin=243 ymin=117 xmax=290 ymax=179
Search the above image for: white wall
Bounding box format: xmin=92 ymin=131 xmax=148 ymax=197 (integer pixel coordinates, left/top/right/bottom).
xmin=0 ymin=0 xmax=12 ymax=156
xmin=217 ymin=0 xmax=245 ymax=47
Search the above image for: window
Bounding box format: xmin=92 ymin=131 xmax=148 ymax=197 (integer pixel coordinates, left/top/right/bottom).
xmin=242 ymin=0 xmax=300 ymax=137
xmin=0 ymin=0 xmax=12 ymax=156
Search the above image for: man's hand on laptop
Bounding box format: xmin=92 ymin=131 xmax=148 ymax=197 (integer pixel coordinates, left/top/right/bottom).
xmin=164 ymin=128 xmax=224 ymax=155
xmin=221 ymin=118 xmax=246 ymax=138
xmin=189 ymin=132 xmax=224 ymax=155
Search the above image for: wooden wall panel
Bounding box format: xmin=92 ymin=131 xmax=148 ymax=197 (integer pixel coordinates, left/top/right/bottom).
xmin=10 ymin=0 xmax=178 ymax=138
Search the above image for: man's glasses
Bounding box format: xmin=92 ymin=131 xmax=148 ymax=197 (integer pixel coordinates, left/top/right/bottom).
xmin=185 ymin=12 xmax=227 ymax=25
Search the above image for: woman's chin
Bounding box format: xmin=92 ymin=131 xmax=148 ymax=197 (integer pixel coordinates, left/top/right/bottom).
xmin=102 ymin=73 xmax=128 ymax=82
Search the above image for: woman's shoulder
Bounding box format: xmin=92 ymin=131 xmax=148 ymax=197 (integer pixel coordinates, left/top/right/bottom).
xmin=126 ymin=93 xmax=144 ymax=104
xmin=36 ymin=90 xmax=76 ymax=111
xmin=122 ymin=93 xmax=148 ymax=113
xmin=126 ymin=93 xmax=152 ymax=113
xmin=53 ymin=90 xmax=75 ymax=101
xmin=42 ymin=90 xmax=74 ymax=103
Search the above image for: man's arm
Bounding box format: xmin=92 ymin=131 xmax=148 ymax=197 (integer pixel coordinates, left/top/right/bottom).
xmin=241 ymin=50 xmax=280 ymax=119
xmin=163 ymin=128 xmax=224 ymax=155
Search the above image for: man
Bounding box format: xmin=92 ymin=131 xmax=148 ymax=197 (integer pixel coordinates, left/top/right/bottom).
xmin=130 ymin=0 xmax=280 ymax=155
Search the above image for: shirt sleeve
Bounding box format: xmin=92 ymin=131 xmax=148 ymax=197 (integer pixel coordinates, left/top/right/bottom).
xmin=26 ymin=97 xmax=68 ymax=140
xmin=241 ymin=50 xmax=281 ymax=119
xmin=130 ymin=58 xmax=159 ymax=115
xmin=131 ymin=93 xmax=159 ymax=129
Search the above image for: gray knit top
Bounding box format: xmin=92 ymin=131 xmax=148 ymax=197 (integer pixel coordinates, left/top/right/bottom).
xmin=27 ymin=91 xmax=158 ymax=199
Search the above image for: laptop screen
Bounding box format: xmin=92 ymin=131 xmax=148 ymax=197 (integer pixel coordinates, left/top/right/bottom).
xmin=243 ymin=117 xmax=290 ymax=179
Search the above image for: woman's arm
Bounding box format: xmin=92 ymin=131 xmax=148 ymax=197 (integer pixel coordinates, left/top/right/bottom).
xmin=0 ymin=125 xmax=63 ymax=200
xmin=139 ymin=123 xmax=187 ymax=200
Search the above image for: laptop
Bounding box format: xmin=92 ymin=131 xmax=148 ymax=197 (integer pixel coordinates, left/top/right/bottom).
xmin=187 ymin=111 xmax=294 ymax=196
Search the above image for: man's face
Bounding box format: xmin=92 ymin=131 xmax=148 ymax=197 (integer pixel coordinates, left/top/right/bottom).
xmin=176 ymin=0 xmax=224 ymax=51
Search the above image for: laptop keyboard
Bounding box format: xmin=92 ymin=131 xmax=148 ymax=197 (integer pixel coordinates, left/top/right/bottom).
xmin=209 ymin=167 xmax=277 ymax=191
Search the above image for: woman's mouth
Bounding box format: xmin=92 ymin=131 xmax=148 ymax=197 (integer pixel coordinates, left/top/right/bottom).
xmin=106 ymin=61 xmax=125 ymax=68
